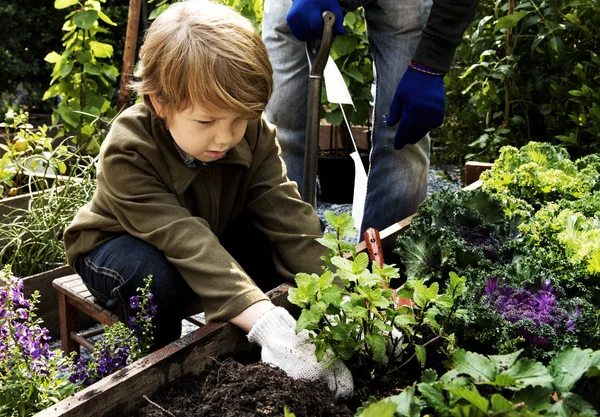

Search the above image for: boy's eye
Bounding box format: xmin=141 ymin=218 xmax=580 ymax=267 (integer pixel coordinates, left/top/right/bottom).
xmin=197 ymin=120 xmax=214 ymax=125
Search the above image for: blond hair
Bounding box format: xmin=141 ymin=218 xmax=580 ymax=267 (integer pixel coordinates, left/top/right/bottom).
xmin=131 ymin=0 xmax=273 ymax=119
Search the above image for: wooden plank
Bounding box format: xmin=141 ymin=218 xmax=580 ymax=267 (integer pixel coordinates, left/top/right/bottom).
xmin=465 ymin=161 xmax=493 ymax=186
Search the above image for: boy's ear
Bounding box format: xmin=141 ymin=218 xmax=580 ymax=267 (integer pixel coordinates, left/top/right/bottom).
xmin=149 ymin=94 xmax=165 ymax=118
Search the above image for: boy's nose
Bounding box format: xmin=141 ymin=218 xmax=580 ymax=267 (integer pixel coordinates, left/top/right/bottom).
xmin=214 ymin=129 xmax=234 ymax=146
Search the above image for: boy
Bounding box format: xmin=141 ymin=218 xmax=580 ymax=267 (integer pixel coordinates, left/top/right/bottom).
xmin=64 ymin=0 xmax=352 ymax=398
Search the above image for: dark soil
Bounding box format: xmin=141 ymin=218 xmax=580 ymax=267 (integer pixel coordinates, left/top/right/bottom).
xmin=135 ymin=359 xmax=354 ymax=417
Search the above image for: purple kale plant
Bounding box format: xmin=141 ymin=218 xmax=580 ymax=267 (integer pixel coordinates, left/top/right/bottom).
xmin=482 ymin=277 xmax=578 ymax=345
xmin=70 ymin=275 xmax=156 ymax=387
xmin=0 ymin=266 xmax=79 ymax=416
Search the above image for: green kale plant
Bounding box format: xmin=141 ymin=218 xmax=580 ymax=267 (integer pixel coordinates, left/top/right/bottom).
xmin=288 ymin=211 xmax=466 ymax=381
xmin=43 ymin=0 xmax=119 ymax=154
xmin=395 ymin=188 xmax=523 ymax=283
xmin=480 ymin=142 xmax=600 ymax=208
xmin=357 ymin=348 xmax=600 ymax=417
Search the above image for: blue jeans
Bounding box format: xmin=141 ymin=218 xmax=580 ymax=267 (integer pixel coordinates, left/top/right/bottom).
xmin=75 ymin=235 xmax=199 ymax=349
xmin=75 ymin=217 xmax=283 ymax=349
xmin=263 ymin=0 xmax=432 ymax=235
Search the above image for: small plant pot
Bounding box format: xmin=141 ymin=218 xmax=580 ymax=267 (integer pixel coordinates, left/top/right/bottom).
xmin=318 ymin=150 xmax=369 ymax=204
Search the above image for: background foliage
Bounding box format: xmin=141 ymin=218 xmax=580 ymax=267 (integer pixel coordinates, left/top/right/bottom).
xmin=437 ymin=0 xmax=600 ymax=163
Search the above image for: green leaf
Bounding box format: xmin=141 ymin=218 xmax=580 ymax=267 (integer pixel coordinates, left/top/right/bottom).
xmin=434 ymin=294 xmax=454 ymax=310
xmin=585 ymin=351 xmax=600 ymax=377
xmin=445 ymin=388 xmax=489 ymax=413
xmin=511 ymin=386 xmax=553 ymax=412
xmin=356 ymin=400 xmax=397 ymax=417
xmin=549 ymin=348 xmax=593 ymax=393
xmin=418 ymin=382 xmax=448 ymax=413
xmin=394 ymin=313 xmax=417 ymax=328
xmin=353 ymin=252 xmax=369 ymax=274
xmin=89 ymin=40 xmax=113 ymax=58
xmin=504 ymin=358 xmax=553 ymax=390
xmin=44 ymin=51 xmax=62 ymax=63
xmin=454 ymin=350 xmax=496 ymax=383
xmin=289 ymin=273 xmax=319 ymax=307
xmin=494 ymin=10 xmax=529 ymax=30
xmin=493 ymin=373 xmax=517 ymax=387
xmin=415 ymin=344 xmax=426 ymax=367
xmin=98 ymin=10 xmax=117 ymax=26
xmin=421 ymin=369 xmax=438 ymax=383
xmin=448 ymin=272 xmax=467 ymax=298
xmin=43 ymin=84 xmax=61 ymax=100
xmin=83 ymin=62 xmax=103 ymax=76
xmin=321 ymin=285 xmax=343 ymax=305
xmin=388 ymin=387 xmax=420 ymax=417
xmin=59 ymin=62 xmax=74 ymax=77
xmin=489 ymin=350 xmax=523 ymax=370
xmin=344 ymin=66 xmax=363 ymax=83
xmin=296 ymin=303 xmax=324 ymax=332
xmin=55 ymin=0 xmax=79 ymax=8
xmin=490 ymin=394 xmax=515 ymax=415
xmin=74 ymin=9 xmax=98 ymax=29
xmin=366 ymin=333 xmax=386 ymax=362
xmin=102 ymin=64 xmax=119 ymax=81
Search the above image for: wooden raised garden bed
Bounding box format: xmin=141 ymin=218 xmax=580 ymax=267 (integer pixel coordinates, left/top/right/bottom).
xmin=35 ymin=164 xmax=493 ymax=417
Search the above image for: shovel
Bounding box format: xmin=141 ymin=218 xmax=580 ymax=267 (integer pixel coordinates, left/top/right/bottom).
xmin=302 ymin=11 xmax=336 ymax=207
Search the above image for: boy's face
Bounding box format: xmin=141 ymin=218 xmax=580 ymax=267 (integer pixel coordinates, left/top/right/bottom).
xmin=152 ymin=96 xmax=248 ymax=162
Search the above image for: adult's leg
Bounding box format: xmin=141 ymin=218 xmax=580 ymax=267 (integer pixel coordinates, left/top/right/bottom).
xmin=75 ymin=235 xmax=197 ymax=349
xmin=361 ymin=0 xmax=433 ymax=235
xmin=262 ymin=0 xmax=310 ymax=194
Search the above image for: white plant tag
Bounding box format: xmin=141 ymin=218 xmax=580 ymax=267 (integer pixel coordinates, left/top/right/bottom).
xmin=324 ymin=56 xmax=354 ymax=105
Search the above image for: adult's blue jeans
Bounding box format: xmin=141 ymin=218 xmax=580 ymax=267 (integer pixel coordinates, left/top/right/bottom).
xmin=263 ymin=0 xmax=432 ymax=235
xmin=75 ymin=217 xmax=283 ymax=349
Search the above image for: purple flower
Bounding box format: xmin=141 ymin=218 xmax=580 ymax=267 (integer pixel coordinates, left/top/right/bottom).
xmin=129 ymin=296 xmax=139 ymax=309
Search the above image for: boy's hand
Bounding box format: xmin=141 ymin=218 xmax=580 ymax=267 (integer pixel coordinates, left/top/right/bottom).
xmin=385 ymin=62 xmax=446 ymax=150
xmin=286 ymin=0 xmax=345 ymax=41
xmin=247 ymin=306 xmax=354 ymax=398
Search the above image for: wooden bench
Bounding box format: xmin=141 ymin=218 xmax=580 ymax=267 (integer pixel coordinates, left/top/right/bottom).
xmin=53 ymin=274 xmax=204 ymax=356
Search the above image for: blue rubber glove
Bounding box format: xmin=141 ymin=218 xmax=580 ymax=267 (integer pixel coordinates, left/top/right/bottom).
xmin=286 ymin=0 xmax=346 ymax=42
xmin=385 ymin=62 xmax=446 ymax=150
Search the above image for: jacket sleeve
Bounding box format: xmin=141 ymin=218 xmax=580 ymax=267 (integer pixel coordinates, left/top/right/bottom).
xmin=412 ymin=0 xmax=480 ymax=72
xmin=244 ymin=118 xmax=328 ymax=279
xmin=98 ymin=120 xmax=269 ymax=322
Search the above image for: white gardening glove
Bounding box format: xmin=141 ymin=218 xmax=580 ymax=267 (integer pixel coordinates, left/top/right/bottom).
xmin=247 ymin=306 xmax=354 ymax=399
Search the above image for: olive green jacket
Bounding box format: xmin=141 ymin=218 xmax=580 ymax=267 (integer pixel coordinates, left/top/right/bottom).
xmin=64 ymin=104 xmax=326 ymax=322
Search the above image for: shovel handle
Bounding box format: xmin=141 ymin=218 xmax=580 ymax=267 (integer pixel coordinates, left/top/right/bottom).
xmin=306 ymin=11 xmax=336 ymax=77
xmin=363 ymin=227 xmax=414 ymax=308
xmin=364 ymin=228 xmax=384 ymax=268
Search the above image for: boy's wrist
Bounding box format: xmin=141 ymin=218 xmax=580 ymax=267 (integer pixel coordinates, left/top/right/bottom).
xmin=230 ymin=300 xmax=275 ymax=333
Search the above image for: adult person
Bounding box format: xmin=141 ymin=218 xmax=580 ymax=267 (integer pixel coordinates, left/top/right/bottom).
xmin=263 ymin=0 xmax=479 ymax=234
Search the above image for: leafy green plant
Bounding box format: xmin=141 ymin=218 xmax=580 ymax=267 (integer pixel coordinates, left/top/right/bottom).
xmin=0 ymin=109 xmax=70 ymax=198
xmin=357 ymin=348 xmax=600 ymax=416
xmin=289 ymin=211 xmax=465 ymax=381
xmin=323 ymin=10 xmax=374 ymax=130
xmin=43 ymin=0 xmax=119 ymax=154
xmin=439 ymin=0 xmax=600 ymax=163
xmin=0 ymin=154 xmax=97 ymax=277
